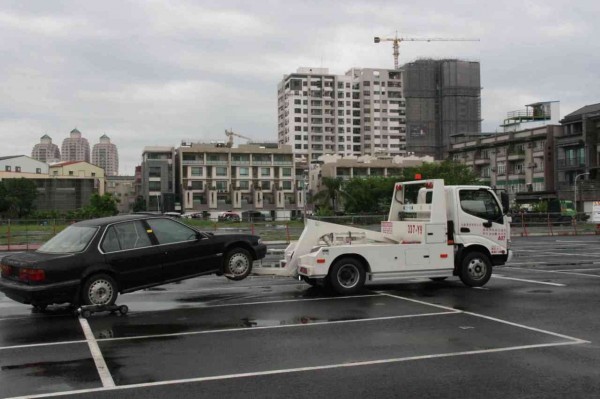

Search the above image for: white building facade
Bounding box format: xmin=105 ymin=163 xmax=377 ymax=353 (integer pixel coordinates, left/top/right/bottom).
xmin=31 ymin=134 xmax=61 ymax=164
xmin=61 ymin=128 xmax=90 ymax=163
xmin=92 ymin=134 xmax=119 ymax=176
xmin=277 ymin=67 xmax=406 ymax=163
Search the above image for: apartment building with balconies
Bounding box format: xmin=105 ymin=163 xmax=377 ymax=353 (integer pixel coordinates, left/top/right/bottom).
xmin=557 ymin=103 xmax=600 ymax=212
xmin=141 ymin=146 xmax=176 ymax=212
xmin=178 ymin=143 xmax=302 ymax=217
xmin=450 ymin=125 xmax=559 ymax=201
xmin=277 ymin=67 xmax=406 ymax=163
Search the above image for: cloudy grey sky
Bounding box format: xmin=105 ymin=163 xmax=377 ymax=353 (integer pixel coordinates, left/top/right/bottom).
xmin=1 ymin=0 xmax=599 ymax=174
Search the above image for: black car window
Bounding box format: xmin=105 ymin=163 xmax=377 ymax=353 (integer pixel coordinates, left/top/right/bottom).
xmin=102 ymin=221 xmax=152 ymax=252
xmin=146 ymin=218 xmax=198 ymax=244
xmin=38 ymin=226 xmax=97 ymax=253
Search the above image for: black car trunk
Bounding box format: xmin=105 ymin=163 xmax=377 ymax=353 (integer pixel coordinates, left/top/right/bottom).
xmin=1 ymin=252 xmax=78 ymax=284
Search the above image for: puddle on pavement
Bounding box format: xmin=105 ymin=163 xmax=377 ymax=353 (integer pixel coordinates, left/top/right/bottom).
xmin=1 ymin=358 xmax=98 ymax=382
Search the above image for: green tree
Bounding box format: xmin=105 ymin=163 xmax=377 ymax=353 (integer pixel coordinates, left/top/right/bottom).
xmin=341 ymin=161 xmax=480 ymax=214
xmin=403 ymin=160 xmax=480 ymax=185
xmin=311 ymin=177 xmax=344 ymax=213
xmin=132 ymin=195 xmax=146 ymax=212
xmin=81 ymin=193 xmax=119 ymax=218
xmin=343 ymin=177 xmax=397 ymax=214
xmin=0 ymin=178 xmax=38 ymax=217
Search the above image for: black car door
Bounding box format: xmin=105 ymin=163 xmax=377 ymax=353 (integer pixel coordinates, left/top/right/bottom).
xmin=144 ymin=218 xmax=220 ymax=282
xmin=101 ymin=220 xmax=163 ymax=291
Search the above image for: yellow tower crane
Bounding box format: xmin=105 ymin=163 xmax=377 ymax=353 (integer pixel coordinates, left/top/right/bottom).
xmin=225 ymin=129 xmax=253 ymax=148
xmin=374 ymin=32 xmax=479 ymax=69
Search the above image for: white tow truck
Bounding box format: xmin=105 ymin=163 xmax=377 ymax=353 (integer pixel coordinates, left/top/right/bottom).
xmin=254 ymin=178 xmax=512 ymax=294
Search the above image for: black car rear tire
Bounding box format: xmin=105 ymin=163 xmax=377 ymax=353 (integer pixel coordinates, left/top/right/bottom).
xmin=224 ymin=248 xmax=253 ymax=281
xmin=81 ymin=273 xmax=118 ymax=306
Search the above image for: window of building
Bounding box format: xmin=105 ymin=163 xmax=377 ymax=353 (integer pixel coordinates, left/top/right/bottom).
xmin=4 ymin=166 xmax=10 ymax=172
xmin=190 ymin=167 xmax=202 ymax=176
xmin=149 ymin=181 xmax=161 ymax=191
xmin=36 ymin=168 xmax=41 ymax=174
xmin=69 ymin=171 xmax=74 ymax=176
xmin=282 ymin=167 xmax=292 ymax=177
xmin=238 ymin=180 xmax=249 ymax=190
xmin=192 ymin=193 xmax=205 ymax=205
xmin=282 ymin=181 xmax=292 ymax=190
xmin=239 ymin=167 xmax=249 ymax=176
xmin=261 ymin=167 xmax=270 ymax=176
xmin=190 ymin=181 xmax=203 ymax=190
xmin=91 ymin=173 xmax=96 ymax=177
xmin=216 ymin=180 xmax=228 ymax=190
xmin=261 ymin=181 xmax=271 ymax=190
xmin=15 ymin=166 xmax=21 ymax=172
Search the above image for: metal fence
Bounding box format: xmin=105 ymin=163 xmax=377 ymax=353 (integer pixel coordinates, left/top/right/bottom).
xmin=0 ymin=214 xmax=598 ymax=252
xmin=509 ymin=212 xmax=599 ymax=237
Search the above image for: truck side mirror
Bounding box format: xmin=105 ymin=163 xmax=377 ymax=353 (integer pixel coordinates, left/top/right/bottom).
xmin=500 ymin=192 xmax=509 ymax=214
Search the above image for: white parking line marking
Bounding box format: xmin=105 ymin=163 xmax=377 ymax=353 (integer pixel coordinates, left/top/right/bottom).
xmin=78 ymin=317 xmax=115 ymax=388
xmin=380 ymin=293 xmax=588 ymax=343
xmin=491 ymin=275 xmax=566 ymax=287
xmin=516 ymin=249 xmax=600 ymax=257
xmin=555 ymin=268 xmax=600 ymax=272
xmin=0 ymin=339 xmax=86 ymax=351
xmin=506 ymin=267 xmax=600 ymax=279
xmin=4 ymin=341 xmax=586 ymax=399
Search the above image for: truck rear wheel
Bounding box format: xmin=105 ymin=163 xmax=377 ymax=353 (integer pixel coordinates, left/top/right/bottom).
xmin=459 ymin=252 xmax=492 ymax=287
xmin=329 ymin=258 xmax=366 ymax=295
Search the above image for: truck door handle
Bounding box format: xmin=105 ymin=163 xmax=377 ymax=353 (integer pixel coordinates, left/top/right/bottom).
xmin=423 ymin=255 xmax=429 ymax=258
xmin=427 ymin=233 xmax=434 ymax=235
xmin=460 ymin=227 xmax=470 ymax=233
xmin=483 ymin=221 xmax=493 ymax=228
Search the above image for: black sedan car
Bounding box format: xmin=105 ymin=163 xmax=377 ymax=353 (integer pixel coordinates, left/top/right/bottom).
xmin=0 ymin=215 xmax=266 ymax=309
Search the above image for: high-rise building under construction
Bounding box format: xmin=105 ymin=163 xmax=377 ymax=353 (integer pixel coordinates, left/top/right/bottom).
xmin=403 ymin=59 xmax=481 ymax=159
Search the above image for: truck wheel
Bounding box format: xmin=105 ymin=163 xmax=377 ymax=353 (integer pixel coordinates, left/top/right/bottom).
xmin=459 ymin=252 xmax=492 ymax=287
xmin=329 ymin=258 xmax=366 ymax=295
xmin=301 ymin=275 xmax=318 ymax=287
xmin=81 ymin=273 xmax=118 ymax=306
xmin=224 ymin=248 xmax=253 ymax=281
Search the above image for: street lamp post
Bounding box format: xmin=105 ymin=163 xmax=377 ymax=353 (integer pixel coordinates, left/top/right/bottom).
xmin=574 ymin=172 xmax=589 ymax=213
xmin=303 ymin=172 xmax=308 ymax=223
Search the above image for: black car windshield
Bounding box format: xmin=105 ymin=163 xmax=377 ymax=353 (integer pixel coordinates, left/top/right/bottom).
xmin=37 ymin=226 xmax=98 ymax=253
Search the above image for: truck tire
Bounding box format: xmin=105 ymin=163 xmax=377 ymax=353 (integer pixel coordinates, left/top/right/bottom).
xmin=459 ymin=252 xmax=492 ymax=287
xmin=301 ymin=275 xmax=318 ymax=287
xmin=329 ymin=258 xmax=366 ymax=295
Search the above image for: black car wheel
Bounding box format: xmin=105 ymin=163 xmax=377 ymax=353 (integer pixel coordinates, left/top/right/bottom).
xmin=81 ymin=273 xmax=118 ymax=306
xmin=224 ymin=248 xmax=253 ymax=281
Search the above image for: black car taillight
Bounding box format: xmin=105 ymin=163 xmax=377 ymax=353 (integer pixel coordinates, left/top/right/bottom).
xmin=0 ymin=263 xmax=12 ymax=277
xmin=18 ymin=268 xmax=46 ymax=282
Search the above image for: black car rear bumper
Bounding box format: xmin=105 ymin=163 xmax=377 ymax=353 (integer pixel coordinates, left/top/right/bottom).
xmin=0 ymin=278 xmax=80 ymax=305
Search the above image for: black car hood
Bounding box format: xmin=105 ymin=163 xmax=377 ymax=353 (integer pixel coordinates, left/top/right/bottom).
xmin=1 ymin=251 xmax=75 ymax=267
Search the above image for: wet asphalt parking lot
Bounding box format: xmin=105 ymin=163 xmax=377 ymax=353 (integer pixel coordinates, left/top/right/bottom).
xmin=1 ymin=235 xmax=600 ymax=399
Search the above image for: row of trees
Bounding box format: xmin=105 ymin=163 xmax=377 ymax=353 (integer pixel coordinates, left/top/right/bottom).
xmin=0 ymin=178 xmax=120 ymax=219
xmin=311 ymin=161 xmax=480 ymax=215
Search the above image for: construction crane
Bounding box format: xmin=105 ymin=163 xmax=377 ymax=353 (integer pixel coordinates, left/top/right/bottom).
xmin=374 ymin=32 xmax=479 ymax=69
xmin=225 ymin=129 xmax=253 ymax=148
